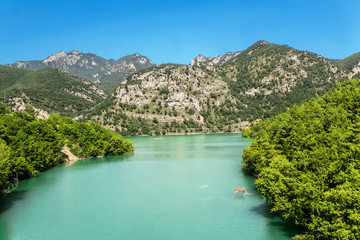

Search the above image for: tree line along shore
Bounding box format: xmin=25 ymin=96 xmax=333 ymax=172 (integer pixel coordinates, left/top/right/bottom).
xmin=0 ymin=103 xmax=133 ymax=194
xmin=242 ymin=78 xmax=360 ymax=239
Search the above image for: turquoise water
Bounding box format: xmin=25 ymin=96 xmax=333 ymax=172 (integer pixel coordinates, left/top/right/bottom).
xmin=0 ymin=134 xmax=301 ymax=239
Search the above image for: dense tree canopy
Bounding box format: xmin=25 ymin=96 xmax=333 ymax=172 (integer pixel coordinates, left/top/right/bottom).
xmin=242 ymin=78 xmax=360 ymax=239
xmin=0 ymin=109 xmax=133 ymax=193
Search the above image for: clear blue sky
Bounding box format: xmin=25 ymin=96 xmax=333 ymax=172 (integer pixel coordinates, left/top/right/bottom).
xmin=0 ymin=0 xmax=359 ymax=65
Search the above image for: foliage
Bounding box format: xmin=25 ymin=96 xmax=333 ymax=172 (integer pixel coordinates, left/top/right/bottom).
xmin=24 ymin=104 xmax=35 ymax=119
xmin=242 ymin=78 xmax=360 ymax=239
xmin=97 ymin=82 xmax=121 ymax=95
xmin=0 ymin=102 xmax=9 ymax=115
xmin=48 ymin=113 xmax=134 ymax=157
xmin=0 ymin=108 xmax=133 ymax=193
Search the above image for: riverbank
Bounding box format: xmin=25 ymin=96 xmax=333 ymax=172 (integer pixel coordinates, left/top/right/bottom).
xmin=0 ymin=111 xmax=134 ymax=193
xmin=61 ymin=145 xmax=81 ymax=164
xmin=124 ymin=130 xmax=243 ymax=137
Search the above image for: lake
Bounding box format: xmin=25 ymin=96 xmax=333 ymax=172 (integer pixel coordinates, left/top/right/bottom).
xmin=0 ymin=134 xmax=301 ymax=239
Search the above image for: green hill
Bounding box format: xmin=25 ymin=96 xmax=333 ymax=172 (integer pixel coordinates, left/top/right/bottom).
xmin=242 ymin=78 xmax=360 ymax=239
xmin=335 ymin=52 xmax=360 ymax=77
xmin=0 ymin=66 xmax=106 ymax=117
xmin=218 ymin=40 xmax=349 ymax=120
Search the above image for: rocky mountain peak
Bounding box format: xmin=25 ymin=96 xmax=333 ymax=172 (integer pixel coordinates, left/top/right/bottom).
xmin=43 ymin=51 xmax=68 ymax=63
xmin=255 ymin=40 xmax=270 ymax=45
xmin=7 ymin=51 xmax=156 ymax=83
xmin=190 ymin=52 xmax=241 ymax=66
xmin=70 ymin=50 xmax=82 ymax=55
xmin=190 ymin=54 xmax=207 ymax=66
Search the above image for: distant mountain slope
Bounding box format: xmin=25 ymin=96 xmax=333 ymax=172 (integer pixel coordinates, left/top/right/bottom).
xmin=87 ymin=41 xmax=350 ymax=136
xmin=7 ymin=51 xmax=155 ymax=83
xmin=335 ymin=52 xmax=360 ymax=77
xmin=0 ymin=66 xmax=106 ymax=117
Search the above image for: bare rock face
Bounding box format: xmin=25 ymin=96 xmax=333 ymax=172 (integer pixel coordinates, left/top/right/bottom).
xmin=352 ymin=62 xmax=360 ymax=75
xmin=190 ymin=52 xmax=241 ymax=66
xmin=10 ymin=96 xmax=49 ymax=119
xmin=116 ymin=64 xmax=234 ymax=112
xmin=7 ymin=51 xmax=156 ymax=83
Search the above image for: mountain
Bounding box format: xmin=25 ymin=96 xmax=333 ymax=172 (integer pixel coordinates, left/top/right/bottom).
xmin=86 ymin=41 xmax=351 ymax=136
xmin=217 ymin=40 xmax=350 ymax=118
xmin=0 ymin=66 xmax=106 ymax=117
xmin=189 ymin=52 xmax=241 ymax=66
xmin=335 ymin=52 xmax=360 ymax=77
xmin=3 ymin=41 xmax=358 ymax=136
xmin=7 ymin=51 xmax=156 ymax=83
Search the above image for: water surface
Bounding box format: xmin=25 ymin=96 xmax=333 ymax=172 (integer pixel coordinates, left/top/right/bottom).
xmin=0 ymin=134 xmax=301 ymax=239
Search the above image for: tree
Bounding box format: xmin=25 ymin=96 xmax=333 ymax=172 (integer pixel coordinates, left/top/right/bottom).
xmin=0 ymin=102 xmax=9 ymax=115
xmin=242 ymin=79 xmax=360 ymax=239
xmin=24 ymin=104 xmax=35 ymax=120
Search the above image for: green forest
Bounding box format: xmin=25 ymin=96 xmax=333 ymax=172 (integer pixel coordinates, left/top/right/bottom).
xmin=0 ymin=66 xmax=105 ymax=117
xmin=0 ymin=103 xmax=133 ymax=194
xmin=242 ymin=78 xmax=360 ymax=239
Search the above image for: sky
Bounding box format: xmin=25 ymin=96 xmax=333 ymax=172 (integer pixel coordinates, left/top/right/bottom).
xmin=0 ymin=0 xmax=359 ymax=65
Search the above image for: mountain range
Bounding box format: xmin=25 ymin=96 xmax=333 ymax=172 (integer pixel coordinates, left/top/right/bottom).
xmin=7 ymin=51 xmax=155 ymax=83
xmin=2 ymin=40 xmax=360 ymax=135
xmin=88 ymin=41 xmax=360 ymax=135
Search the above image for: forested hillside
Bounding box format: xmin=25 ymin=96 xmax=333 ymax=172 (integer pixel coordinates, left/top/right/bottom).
xmin=0 ymin=103 xmax=133 ymax=193
xmin=219 ymin=41 xmax=349 ymax=119
xmin=242 ymin=78 xmax=360 ymax=239
xmin=336 ymin=52 xmax=360 ymax=77
xmin=0 ymin=66 xmax=106 ymax=117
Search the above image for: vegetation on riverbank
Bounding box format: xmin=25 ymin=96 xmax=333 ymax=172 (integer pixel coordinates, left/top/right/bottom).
xmin=0 ymin=103 xmax=133 ymax=193
xmin=242 ymin=78 xmax=360 ymax=239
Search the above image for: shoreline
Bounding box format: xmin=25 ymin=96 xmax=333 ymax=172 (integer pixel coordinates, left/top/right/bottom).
xmin=61 ymin=145 xmax=82 ymax=165
xmin=125 ymin=131 xmax=243 ymax=138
